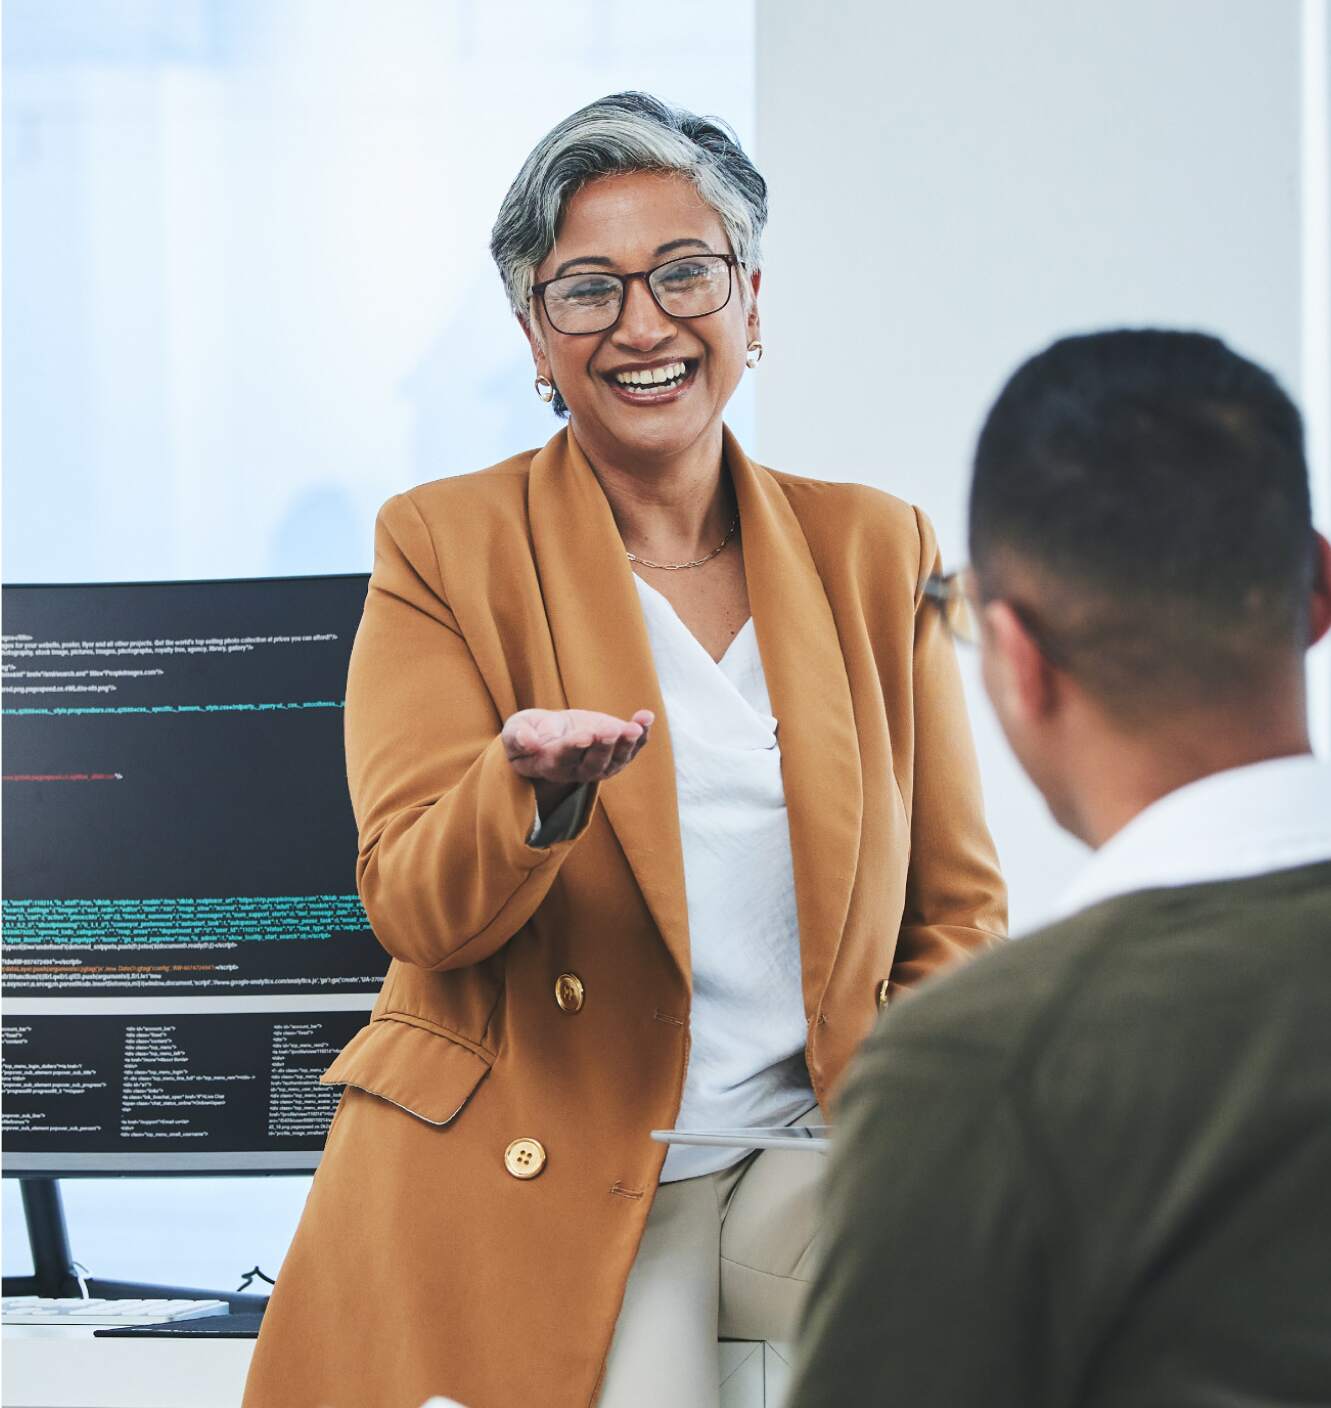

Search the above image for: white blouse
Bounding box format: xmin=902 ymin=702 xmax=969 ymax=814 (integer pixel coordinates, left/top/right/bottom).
xmin=632 ymin=575 xmax=815 ymax=1181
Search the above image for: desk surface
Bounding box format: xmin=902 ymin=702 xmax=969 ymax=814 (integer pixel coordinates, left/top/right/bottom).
xmin=3 ymin=1326 xmax=255 ymax=1408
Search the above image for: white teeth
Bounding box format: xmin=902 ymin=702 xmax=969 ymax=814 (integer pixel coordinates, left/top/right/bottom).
xmin=614 ymin=360 xmax=688 ymax=389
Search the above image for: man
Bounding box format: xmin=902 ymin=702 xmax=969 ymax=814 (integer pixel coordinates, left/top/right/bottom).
xmin=788 ymin=329 xmax=1331 ymax=1407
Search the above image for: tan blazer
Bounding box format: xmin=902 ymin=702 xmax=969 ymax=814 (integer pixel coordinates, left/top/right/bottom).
xmin=242 ymin=426 xmax=1006 ymax=1408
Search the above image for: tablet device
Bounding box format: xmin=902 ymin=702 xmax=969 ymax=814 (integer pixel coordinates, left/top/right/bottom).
xmin=650 ymin=1125 xmax=832 ymax=1151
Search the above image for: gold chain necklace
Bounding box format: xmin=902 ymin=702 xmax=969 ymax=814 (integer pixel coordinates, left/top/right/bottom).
xmin=625 ymin=515 xmax=740 ymax=571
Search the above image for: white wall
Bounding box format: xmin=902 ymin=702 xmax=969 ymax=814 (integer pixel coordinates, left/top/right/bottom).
xmin=755 ymin=0 xmax=1329 ymax=932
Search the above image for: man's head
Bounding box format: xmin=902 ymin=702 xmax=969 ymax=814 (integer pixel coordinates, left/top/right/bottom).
xmin=968 ymin=328 xmax=1331 ymax=843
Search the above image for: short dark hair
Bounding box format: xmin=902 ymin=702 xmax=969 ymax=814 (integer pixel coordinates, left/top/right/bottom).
xmin=969 ymin=329 xmax=1314 ymax=718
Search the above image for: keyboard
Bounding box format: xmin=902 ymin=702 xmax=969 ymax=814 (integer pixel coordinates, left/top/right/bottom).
xmin=2 ymin=1296 xmax=230 ymax=1326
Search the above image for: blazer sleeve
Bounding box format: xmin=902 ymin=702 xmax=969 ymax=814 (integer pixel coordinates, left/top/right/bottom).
xmin=890 ymin=507 xmax=1007 ymax=997
xmin=345 ymin=492 xmax=597 ymax=971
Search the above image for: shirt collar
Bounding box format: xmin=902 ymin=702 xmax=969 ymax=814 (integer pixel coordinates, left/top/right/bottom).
xmin=1052 ymin=754 xmax=1331 ymax=923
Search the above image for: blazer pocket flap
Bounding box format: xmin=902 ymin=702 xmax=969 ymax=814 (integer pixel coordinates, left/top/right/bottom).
xmin=320 ymin=1016 xmax=491 ymax=1127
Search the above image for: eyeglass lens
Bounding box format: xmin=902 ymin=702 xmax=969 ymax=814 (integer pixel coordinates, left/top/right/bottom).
xmin=541 ymin=254 xmax=732 ymax=334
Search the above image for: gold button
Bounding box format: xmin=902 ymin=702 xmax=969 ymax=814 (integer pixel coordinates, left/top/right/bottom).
xmin=504 ymin=1137 xmax=547 ymax=1180
xmin=875 ymin=979 xmax=891 ymax=1011
xmin=554 ymin=972 xmax=585 ymax=1013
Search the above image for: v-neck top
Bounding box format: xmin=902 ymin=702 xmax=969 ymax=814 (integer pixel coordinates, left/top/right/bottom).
xmin=632 ymin=574 xmax=815 ymax=1180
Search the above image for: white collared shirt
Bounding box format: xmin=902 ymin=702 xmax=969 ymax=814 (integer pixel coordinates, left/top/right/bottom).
xmin=1051 ymin=754 xmax=1331 ymax=924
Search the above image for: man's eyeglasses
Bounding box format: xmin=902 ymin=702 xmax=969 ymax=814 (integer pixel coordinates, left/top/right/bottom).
xmin=927 ymin=571 xmax=1069 ymax=667
xmin=531 ymin=253 xmax=737 ymax=336
xmin=923 ymin=571 xmax=981 ymax=646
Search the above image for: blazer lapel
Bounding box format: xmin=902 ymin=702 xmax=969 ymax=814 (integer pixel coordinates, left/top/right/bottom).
xmin=725 ymin=429 xmax=864 ymax=1017
xmin=527 ymin=425 xmax=864 ymax=1015
xmin=527 ymin=429 xmax=693 ymax=984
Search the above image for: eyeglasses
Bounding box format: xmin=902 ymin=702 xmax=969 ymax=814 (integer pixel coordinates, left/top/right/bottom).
xmin=923 ymin=570 xmax=981 ymax=646
xmin=927 ymin=570 xmax=1071 ymax=666
xmin=531 ymin=253 xmax=737 ymax=336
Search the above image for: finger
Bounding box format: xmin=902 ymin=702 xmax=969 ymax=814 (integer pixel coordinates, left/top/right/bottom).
xmin=512 ymin=723 xmax=541 ymax=756
xmin=604 ymin=731 xmax=640 ymax=774
xmin=576 ymin=733 xmax=619 ymax=780
xmin=627 ymin=720 xmax=652 ymax=762
xmin=501 ymin=723 xmax=532 ymax=760
xmin=604 ymin=722 xmax=652 ymax=776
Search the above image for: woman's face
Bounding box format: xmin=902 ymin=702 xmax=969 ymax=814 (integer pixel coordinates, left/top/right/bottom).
xmin=524 ymin=170 xmax=760 ymax=465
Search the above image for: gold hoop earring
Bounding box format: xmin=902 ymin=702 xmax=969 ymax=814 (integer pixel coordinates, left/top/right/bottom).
xmin=745 ymin=341 xmax=764 ymax=369
xmin=534 ymin=375 xmax=555 ymax=403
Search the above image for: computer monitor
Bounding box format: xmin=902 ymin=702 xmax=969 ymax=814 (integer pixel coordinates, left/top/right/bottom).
xmin=1 ymin=574 xmax=388 ymax=1176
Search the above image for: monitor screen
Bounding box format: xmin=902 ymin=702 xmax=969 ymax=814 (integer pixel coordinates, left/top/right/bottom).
xmin=1 ymin=575 xmax=387 ymax=1174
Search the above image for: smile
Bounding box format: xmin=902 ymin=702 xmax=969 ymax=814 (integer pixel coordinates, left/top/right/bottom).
xmin=603 ymin=359 xmax=696 ymax=403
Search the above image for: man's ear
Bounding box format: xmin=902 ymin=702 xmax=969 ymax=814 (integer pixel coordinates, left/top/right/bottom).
xmin=1309 ymin=530 xmax=1331 ymax=648
xmin=981 ymin=600 xmax=1059 ymax=723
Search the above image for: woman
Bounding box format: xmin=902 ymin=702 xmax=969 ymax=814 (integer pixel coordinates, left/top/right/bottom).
xmin=244 ymin=92 xmax=1005 ymax=1408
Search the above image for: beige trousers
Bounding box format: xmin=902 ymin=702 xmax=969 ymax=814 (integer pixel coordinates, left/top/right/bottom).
xmin=596 ymin=1108 xmax=826 ymax=1407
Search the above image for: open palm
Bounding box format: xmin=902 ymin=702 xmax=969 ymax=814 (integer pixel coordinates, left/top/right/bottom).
xmin=501 ymin=707 xmax=655 ymax=790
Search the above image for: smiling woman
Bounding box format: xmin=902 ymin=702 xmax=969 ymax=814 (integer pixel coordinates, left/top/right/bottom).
xmin=522 ymin=173 xmax=757 ymax=493
xmin=242 ymin=91 xmax=1007 ymax=1408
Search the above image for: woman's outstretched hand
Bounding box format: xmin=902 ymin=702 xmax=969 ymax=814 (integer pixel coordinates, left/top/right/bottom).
xmin=502 ymin=707 xmax=655 ymax=816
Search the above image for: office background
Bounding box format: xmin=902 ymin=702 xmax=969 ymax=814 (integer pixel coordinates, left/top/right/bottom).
xmin=4 ymin=0 xmax=1329 ymax=1298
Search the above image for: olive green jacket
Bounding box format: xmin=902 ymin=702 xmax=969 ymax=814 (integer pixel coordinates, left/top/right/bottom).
xmin=792 ymin=860 xmax=1331 ymax=1408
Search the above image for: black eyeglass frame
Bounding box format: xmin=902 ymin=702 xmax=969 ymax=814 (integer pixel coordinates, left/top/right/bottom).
xmin=530 ymin=253 xmax=738 ymax=336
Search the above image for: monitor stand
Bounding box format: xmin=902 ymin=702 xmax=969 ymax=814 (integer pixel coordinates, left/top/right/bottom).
xmin=3 ymin=1177 xmax=270 ymax=1309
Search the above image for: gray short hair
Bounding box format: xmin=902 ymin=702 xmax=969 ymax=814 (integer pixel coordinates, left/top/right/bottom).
xmin=491 ymin=92 xmax=768 ymax=417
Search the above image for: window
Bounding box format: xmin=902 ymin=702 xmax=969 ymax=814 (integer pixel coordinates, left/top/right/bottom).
xmin=2 ymin=0 xmax=754 ymax=1291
